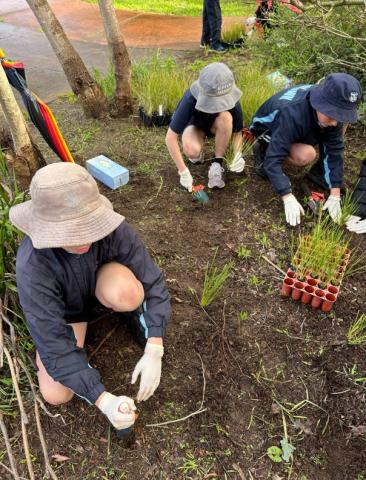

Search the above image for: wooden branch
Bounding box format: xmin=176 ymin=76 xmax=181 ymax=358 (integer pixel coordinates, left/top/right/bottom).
xmin=17 ymin=358 xmax=59 ymax=480
xmin=3 ymin=347 xmax=35 ymax=480
xmin=0 ymin=413 xmax=20 ymax=480
xmin=87 ymin=324 xmax=119 ymax=361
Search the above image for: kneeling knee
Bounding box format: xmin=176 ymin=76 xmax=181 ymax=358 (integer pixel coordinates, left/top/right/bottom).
xmin=41 ymin=388 xmax=74 ymax=406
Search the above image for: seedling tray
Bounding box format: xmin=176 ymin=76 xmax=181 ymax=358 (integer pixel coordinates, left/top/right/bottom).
xmin=280 ymin=249 xmax=350 ymax=312
xmin=139 ymin=106 xmax=172 ymax=127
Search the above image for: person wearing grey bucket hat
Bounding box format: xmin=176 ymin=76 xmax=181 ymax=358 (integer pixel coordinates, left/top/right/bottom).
xmin=166 ymin=62 xmax=245 ymax=192
xmin=249 ymin=72 xmax=362 ymax=227
xmin=9 ymin=163 xmax=171 ymax=435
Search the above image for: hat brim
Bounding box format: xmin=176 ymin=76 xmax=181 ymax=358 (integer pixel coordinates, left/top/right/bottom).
xmin=310 ymin=85 xmax=358 ymax=123
xmin=9 ymin=196 xmax=125 ymax=249
xmin=190 ymin=80 xmax=242 ymax=114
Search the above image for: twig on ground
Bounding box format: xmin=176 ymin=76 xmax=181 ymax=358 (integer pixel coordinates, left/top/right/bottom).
xmin=0 ymin=461 xmax=27 ymax=480
xmin=0 ymin=413 xmax=20 ymax=480
xmin=146 ymin=352 xmax=207 ymax=428
xmin=144 ymin=175 xmax=163 ymax=209
xmin=261 ymin=255 xmax=287 ymax=277
xmin=88 ymin=324 xmax=119 ymax=361
xmin=18 ymin=358 xmax=58 ymax=480
xmin=3 ymin=346 xmax=35 ymax=480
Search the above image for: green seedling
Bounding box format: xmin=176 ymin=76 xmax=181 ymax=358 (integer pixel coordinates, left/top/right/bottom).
xmin=347 ymin=313 xmax=366 ymax=345
xmin=267 ymin=446 xmax=282 ymax=463
xmin=239 ymin=310 xmax=249 ymax=321
xmin=249 ymin=275 xmax=264 ymax=287
xmin=200 ymin=248 xmax=233 ymax=308
xmin=236 ymin=245 xmax=251 ymax=259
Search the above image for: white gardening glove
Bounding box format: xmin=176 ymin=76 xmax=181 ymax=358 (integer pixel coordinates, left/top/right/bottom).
xmin=346 ymin=216 xmax=366 ymax=234
xmin=228 ymin=151 xmax=245 ymax=173
xmin=178 ymin=167 xmax=193 ymax=192
xmin=131 ymin=343 xmax=164 ymax=402
xmin=322 ymin=195 xmax=341 ymax=223
xmin=97 ymin=392 xmax=136 ymax=429
xmin=283 ymin=194 xmax=305 ymax=226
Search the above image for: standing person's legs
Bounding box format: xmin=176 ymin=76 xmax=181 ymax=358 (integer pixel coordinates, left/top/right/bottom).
xmin=201 ymin=1 xmax=211 ymax=46
xmin=205 ymin=0 xmax=220 ymax=46
xmin=181 ymin=125 xmax=206 ymax=163
xmin=36 ymin=322 xmax=88 ymax=405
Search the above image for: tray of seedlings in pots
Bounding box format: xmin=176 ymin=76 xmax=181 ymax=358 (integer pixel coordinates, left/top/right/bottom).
xmin=281 ymin=215 xmax=351 ymax=312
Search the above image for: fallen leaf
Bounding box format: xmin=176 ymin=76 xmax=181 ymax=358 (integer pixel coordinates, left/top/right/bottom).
xmin=52 ymin=454 xmax=70 ymax=462
xmin=272 ymin=474 xmax=284 ymax=480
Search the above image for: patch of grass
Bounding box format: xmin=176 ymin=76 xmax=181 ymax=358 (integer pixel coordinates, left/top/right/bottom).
xmin=85 ymin=0 xmax=254 ymax=16
xmin=248 ymin=275 xmax=264 ymax=287
xmin=73 ymin=126 xmax=100 ymax=154
xmin=221 ymin=22 xmax=246 ymax=43
xmin=200 ymin=248 xmax=233 ymax=308
xmin=347 ymin=313 xmax=366 ymax=346
xmin=239 ymin=310 xmax=249 ymax=321
xmin=92 ymin=64 xmax=115 ymax=100
xmin=132 ymin=53 xmax=193 ymax=115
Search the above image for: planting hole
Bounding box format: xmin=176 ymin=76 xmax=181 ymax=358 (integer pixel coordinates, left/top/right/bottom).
xmin=287 ymin=271 xmax=296 ymax=279
xmin=328 ymin=285 xmax=338 ymax=294
xmin=308 ymin=278 xmax=317 ymax=287
xmin=305 ymin=286 xmax=314 ymax=294
xmin=284 ymin=278 xmax=294 ymax=286
xmin=325 ymin=293 xmax=336 ymax=302
xmin=315 ymin=289 xmax=325 ymax=298
xmin=294 ymin=281 xmax=304 ymax=289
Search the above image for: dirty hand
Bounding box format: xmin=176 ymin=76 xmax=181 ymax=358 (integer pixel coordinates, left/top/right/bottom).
xmin=346 ymin=215 xmax=366 ymax=234
xmin=283 ymin=194 xmax=304 ymax=226
xmin=322 ymin=195 xmax=341 ymax=223
xmin=228 ymin=151 xmax=245 ymax=173
xmin=131 ymin=343 xmax=164 ymax=402
xmin=97 ymin=392 xmax=136 ymax=429
xmin=178 ymin=167 xmax=193 ymax=192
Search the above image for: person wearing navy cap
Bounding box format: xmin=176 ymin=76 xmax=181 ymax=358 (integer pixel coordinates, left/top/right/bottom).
xmin=249 ymin=73 xmax=362 ymax=226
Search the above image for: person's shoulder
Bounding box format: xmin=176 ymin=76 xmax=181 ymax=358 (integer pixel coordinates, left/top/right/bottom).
xmin=17 ymin=236 xmax=56 ymax=272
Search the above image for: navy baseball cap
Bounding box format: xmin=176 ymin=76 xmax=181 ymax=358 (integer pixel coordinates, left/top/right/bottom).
xmin=310 ymin=73 xmax=362 ymax=123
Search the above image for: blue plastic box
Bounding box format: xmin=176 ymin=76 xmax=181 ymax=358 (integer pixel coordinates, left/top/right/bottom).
xmin=86 ymin=155 xmax=129 ymax=190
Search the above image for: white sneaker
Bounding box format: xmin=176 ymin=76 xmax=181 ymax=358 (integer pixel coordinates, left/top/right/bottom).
xmin=189 ymin=151 xmax=204 ymax=164
xmin=208 ymin=162 xmax=225 ymax=189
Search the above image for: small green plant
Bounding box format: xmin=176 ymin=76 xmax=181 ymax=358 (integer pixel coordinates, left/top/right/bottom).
xmin=200 ymin=248 xmax=233 ymax=308
xmin=249 ymin=275 xmax=264 ymax=287
xmin=239 ymin=310 xmax=249 ymax=321
xmin=221 ymin=23 xmax=246 ymax=43
xmin=236 ymin=245 xmax=251 ymax=259
xmin=347 ymin=313 xmax=366 ymax=345
xmin=92 ymin=64 xmax=116 ymax=100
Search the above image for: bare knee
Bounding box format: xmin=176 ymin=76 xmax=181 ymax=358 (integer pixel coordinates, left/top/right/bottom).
xmin=289 ymin=144 xmax=316 ymax=167
xmin=214 ymin=112 xmax=233 ymax=133
xmin=96 ymin=262 xmax=144 ymax=312
xmin=183 ymin=142 xmax=202 ymax=159
xmin=39 ymin=383 xmax=74 ymax=406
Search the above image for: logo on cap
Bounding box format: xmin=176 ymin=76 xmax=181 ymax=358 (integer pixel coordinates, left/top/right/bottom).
xmin=349 ymin=91 xmax=359 ymax=103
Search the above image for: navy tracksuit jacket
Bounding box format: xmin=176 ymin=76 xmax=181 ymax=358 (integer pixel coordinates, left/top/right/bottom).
xmin=16 ymin=221 xmax=171 ymax=405
xmin=249 ymin=84 xmax=344 ymax=196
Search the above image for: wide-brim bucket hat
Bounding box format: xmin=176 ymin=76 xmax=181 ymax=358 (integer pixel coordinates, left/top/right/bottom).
xmin=9 ymin=162 xmax=125 ymax=249
xmin=190 ymin=62 xmax=242 ymax=114
xmin=310 ymin=72 xmax=362 ymax=123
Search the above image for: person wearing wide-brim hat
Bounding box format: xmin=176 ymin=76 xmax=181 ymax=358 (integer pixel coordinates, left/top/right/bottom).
xmin=166 ymin=62 xmax=245 ymax=192
xmin=9 ymin=162 xmax=171 ymax=434
xmin=249 ymin=72 xmax=362 ymax=227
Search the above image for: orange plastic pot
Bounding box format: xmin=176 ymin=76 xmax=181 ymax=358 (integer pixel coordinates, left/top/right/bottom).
xmin=311 ymin=289 xmax=325 ymax=309
xmin=291 ymin=281 xmax=304 ymax=301
xmin=301 ymin=285 xmax=315 ymax=304
xmin=281 ymin=278 xmax=294 ymax=297
xmin=321 ymin=293 xmax=336 ymax=312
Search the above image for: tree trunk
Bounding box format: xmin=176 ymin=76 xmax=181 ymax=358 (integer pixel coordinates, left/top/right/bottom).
xmin=26 ymin=0 xmax=107 ymax=118
xmin=0 ymin=66 xmax=45 ymax=189
xmin=98 ymin=0 xmax=133 ymax=116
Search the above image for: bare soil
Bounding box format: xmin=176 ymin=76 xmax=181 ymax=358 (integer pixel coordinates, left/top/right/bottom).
xmin=3 ymin=64 xmax=366 ymax=480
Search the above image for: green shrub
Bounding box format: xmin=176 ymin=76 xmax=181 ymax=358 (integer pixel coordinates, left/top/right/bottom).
xmin=249 ymin=5 xmax=366 ymax=88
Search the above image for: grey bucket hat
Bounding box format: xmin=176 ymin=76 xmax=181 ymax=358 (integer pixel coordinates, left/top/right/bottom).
xmin=9 ymin=162 xmax=125 ymax=249
xmin=190 ymin=62 xmax=242 ymax=114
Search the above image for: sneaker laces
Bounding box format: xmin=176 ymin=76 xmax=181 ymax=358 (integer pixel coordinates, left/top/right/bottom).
xmin=209 ymin=162 xmax=224 ymax=178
